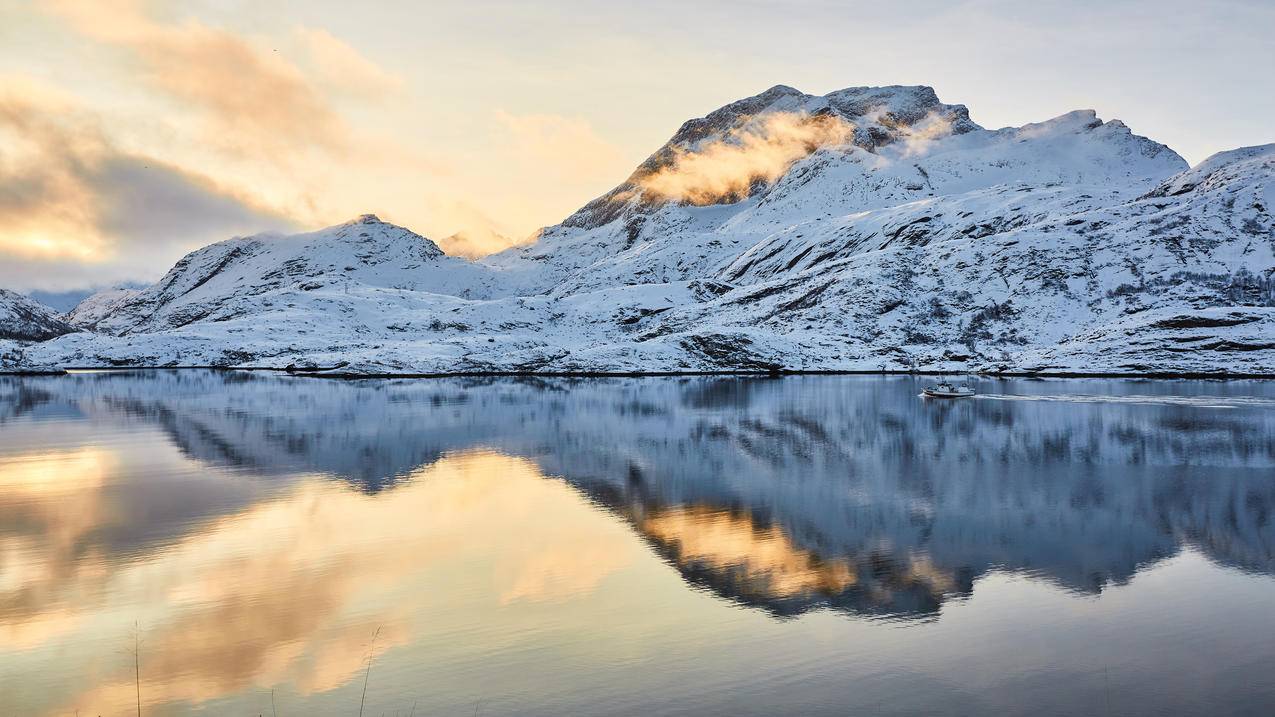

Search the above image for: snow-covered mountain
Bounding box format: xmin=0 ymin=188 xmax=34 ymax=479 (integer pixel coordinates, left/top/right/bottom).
xmin=0 ymin=290 xmax=76 ymax=373
xmin=0 ymin=289 xmax=75 ymax=342
xmin=6 ymin=85 xmax=1274 ymax=375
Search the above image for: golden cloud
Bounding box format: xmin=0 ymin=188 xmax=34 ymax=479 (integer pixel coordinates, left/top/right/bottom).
xmin=495 ymin=110 xmax=629 ymax=183
xmin=439 ymin=226 xmax=517 ymax=258
xmin=0 ymin=80 xmax=113 ymax=262
xmin=636 ymin=504 xmax=857 ymax=601
xmin=42 ymin=0 xmax=355 ymax=160
xmin=294 ymin=26 xmax=404 ymax=99
xmin=637 ymin=111 xmax=856 ymax=205
xmin=0 ymin=447 xmax=115 ymax=650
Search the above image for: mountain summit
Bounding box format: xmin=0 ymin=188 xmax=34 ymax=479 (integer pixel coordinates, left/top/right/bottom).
xmin=565 ymin=84 xmax=983 ymax=228
xmin=6 ymin=85 xmax=1273 ymax=376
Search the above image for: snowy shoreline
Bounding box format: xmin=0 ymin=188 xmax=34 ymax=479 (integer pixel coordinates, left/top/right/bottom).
xmin=6 ymin=365 xmax=1273 ymax=381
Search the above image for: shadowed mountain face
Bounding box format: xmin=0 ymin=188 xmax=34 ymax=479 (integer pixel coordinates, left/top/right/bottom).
xmin=3 ymin=371 xmax=1272 ymax=621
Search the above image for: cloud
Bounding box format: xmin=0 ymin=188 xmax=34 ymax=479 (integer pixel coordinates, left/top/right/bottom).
xmin=294 ymin=26 xmax=403 ymax=99
xmin=440 ymin=226 xmax=518 ymax=258
xmin=406 ymin=115 xmax=630 ymax=257
xmin=0 ymin=81 xmax=295 ymax=291
xmin=635 ymin=504 xmax=856 ymax=601
xmin=447 ymin=110 xmax=632 ymax=247
xmin=890 ymin=109 xmax=960 ymax=158
xmin=93 ymin=157 xmax=294 ymax=246
xmin=42 ymin=0 xmax=354 ymax=160
xmin=637 ymin=111 xmax=856 ymax=205
xmin=495 ymin=110 xmax=629 ymax=183
xmin=422 ymin=199 xmax=533 ymax=258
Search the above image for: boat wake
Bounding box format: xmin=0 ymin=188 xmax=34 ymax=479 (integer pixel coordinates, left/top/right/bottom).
xmin=976 ymin=394 xmax=1275 ymax=409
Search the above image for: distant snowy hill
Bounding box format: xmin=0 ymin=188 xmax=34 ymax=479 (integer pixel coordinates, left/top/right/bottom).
xmin=0 ymin=290 xmax=75 ymax=372
xmin=0 ymin=289 xmax=75 ymax=342
xmin=6 ymin=85 xmax=1274 ymax=375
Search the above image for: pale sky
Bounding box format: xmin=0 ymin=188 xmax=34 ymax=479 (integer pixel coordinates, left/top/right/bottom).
xmin=1 ymin=0 xmax=1272 ymax=291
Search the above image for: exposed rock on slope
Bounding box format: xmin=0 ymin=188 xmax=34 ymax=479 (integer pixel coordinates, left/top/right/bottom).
xmin=6 ymin=85 xmax=1274 ymax=375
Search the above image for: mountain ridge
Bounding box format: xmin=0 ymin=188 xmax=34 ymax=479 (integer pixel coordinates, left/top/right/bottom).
xmin=3 ymin=84 xmax=1272 ymax=376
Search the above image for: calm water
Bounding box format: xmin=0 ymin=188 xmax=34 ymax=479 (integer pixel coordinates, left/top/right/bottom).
xmin=2 ymin=371 xmax=1274 ymax=716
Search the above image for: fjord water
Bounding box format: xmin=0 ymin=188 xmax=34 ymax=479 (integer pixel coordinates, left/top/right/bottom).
xmin=2 ymin=372 xmax=1273 ymax=716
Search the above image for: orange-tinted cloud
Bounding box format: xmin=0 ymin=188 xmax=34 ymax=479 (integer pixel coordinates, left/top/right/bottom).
xmin=42 ymin=0 xmax=356 ymax=160
xmin=636 ymin=505 xmax=857 ymax=600
xmin=495 ymin=110 xmax=629 ymax=184
xmin=637 ymin=111 xmax=855 ymax=205
xmin=439 ymin=226 xmax=518 ymax=258
xmin=294 ymin=26 xmax=404 ymax=99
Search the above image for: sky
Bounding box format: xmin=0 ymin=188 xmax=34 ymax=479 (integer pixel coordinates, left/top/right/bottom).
xmin=0 ymin=0 xmax=1272 ymax=292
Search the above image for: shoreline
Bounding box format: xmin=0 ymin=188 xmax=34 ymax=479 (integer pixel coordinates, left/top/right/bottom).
xmin=3 ymin=365 xmax=1272 ymax=380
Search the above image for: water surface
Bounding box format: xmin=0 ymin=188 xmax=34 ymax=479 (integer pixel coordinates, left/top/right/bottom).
xmin=2 ymin=372 xmax=1273 ymax=716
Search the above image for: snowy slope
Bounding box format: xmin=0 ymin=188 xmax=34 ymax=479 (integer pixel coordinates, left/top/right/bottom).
xmin=85 ymin=214 xmax=507 ymax=337
xmin=6 ymin=85 xmax=1274 ymax=375
xmin=66 ymin=285 xmax=142 ymax=330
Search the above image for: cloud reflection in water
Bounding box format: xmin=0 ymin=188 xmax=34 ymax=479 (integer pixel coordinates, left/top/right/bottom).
xmin=1 ymin=371 xmax=1274 ymax=715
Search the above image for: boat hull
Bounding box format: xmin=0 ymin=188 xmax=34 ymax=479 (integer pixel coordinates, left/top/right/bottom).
xmin=923 ymin=389 xmax=975 ymax=398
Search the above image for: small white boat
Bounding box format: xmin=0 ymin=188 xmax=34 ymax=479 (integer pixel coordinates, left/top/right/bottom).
xmin=923 ymin=382 xmax=975 ymax=398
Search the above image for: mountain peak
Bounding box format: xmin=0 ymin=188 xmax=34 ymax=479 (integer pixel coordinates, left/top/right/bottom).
xmin=563 ymin=83 xmax=983 ymax=228
xmin=754 ymin=84 xmax=805 ymax=100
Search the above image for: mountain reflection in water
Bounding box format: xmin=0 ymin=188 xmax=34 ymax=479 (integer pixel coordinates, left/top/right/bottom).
xmin=1 ymin=371 xmax=1273 ymax=716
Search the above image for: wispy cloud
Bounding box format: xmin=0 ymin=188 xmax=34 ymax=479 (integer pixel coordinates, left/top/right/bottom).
xmin=293 ymin=26 xmax=404 ymax=100
xmin=426 ymin=199 xmax=521 ymax=258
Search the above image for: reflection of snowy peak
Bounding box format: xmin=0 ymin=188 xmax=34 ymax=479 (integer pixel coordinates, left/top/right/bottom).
xmin=10 ymin=85 xmax=1275 ymax=375
xmin=7 ymin=371 xmax=1274 ymax=618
